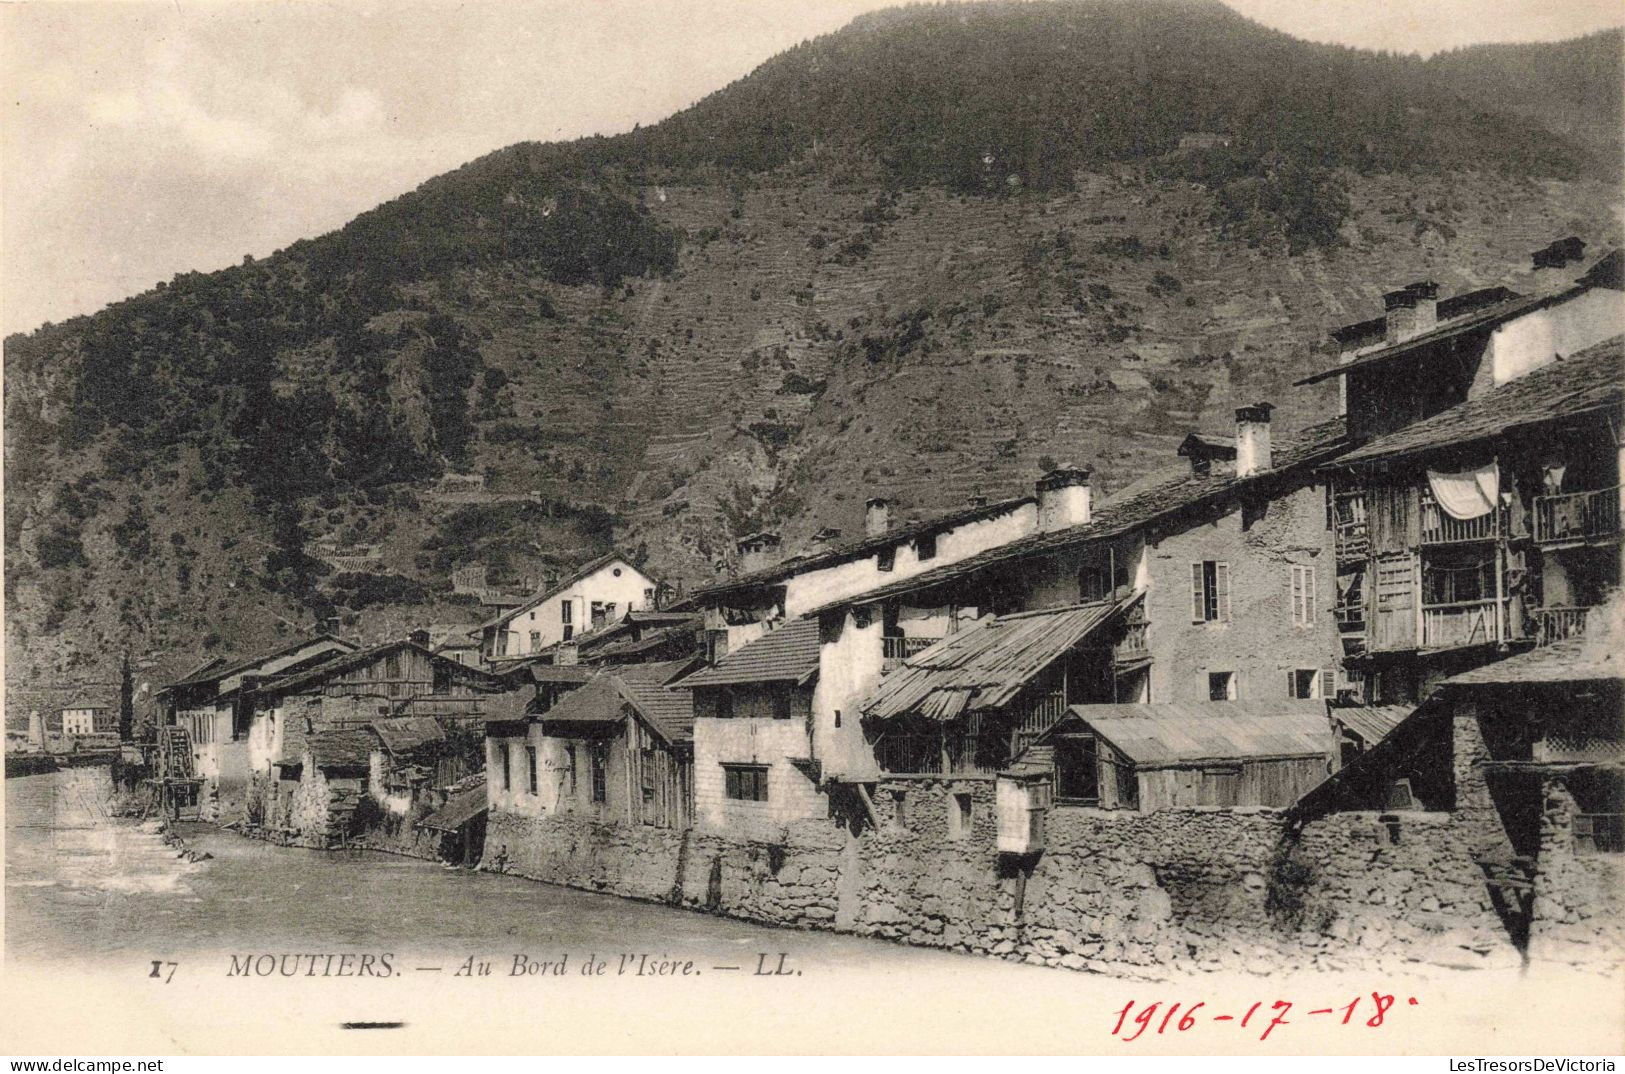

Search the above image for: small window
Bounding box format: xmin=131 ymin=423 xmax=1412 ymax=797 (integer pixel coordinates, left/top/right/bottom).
xmin=1054 ymin=735 xmax=1099 ymax=803
xmin=716 ymin=688 xmax=734 ymax=720
xmin=644 ymin=587 xmax=655 ymax=606
xmin=723 ymin=764 xmax=769 ymax=802
xmin=771 ymin=687 xmax=792 ymax=721
xmin=605 ymin=602 xmax=616 ymax=621
xmin=948 ymin=792 xmax=974 ymax=838
xmin=528 ymin=630 xmax=541 ymax=650
xmin=590 ymin=601 xmax=606 ymax=627
xmin=562 ymin=625 xmax=573 ymax=642
xmin=561 ymin=601 xmax=573 ymax=624
xmin=612 ymin=567 xmax=623 ymax=577
xmin=1291 ymin=565 xmax=1317 ymax=627
xmin=1290 ymin=668 xmax=1320 ymax=699
xmin=1191 ymin=561 xmax=1230 ymax=623
xmin=590 ymin=745 xmax=608 ymax=803
xmin=916 ymin=533 xmax=938 ymax=561
xmin=1208 ymin=671 xmax=1236 ymax=701
xmin=877 ymin=547 xmax=896 ymax=572
xmin=500 ymin=742 xmax=512 ymax=792
xmin=1078 ymin=564 xmax=1111 ymax=603
xmin=564 ymin=744 xmax=577 ymax=797
xmin=526 ymin=746 xmax=539 ymax=794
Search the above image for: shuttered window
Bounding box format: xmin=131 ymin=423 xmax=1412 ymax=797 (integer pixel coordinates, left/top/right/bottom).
xmin=1191 ymin=561 xmax=1230 ymax=622
xmin=1291 ymin=565 xmax=1317 ymax=627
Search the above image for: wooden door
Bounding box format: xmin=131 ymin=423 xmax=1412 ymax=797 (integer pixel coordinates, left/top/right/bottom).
xmin=1371 ymin=553 xmax=1418 ymax=651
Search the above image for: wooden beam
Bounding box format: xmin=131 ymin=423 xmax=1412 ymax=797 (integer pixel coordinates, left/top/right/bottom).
xmin=855 ymin=783 xmax=882 ymax=829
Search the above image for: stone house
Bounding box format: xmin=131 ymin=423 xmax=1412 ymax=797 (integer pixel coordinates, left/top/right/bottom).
xmin=59 ymin=698 xmax=112 ymax=738
xmin=676 ymin=620 xmax=826 ymax=838
xmin=477 ymin=551 xmax=659 ymax=665
xmin=154 ymin=634 xmax=356 ymax=821
xmin=485 ymin=658 xmax=696 ymax=832
xmin=1316 ymin=334 xmax=1621 ymax=705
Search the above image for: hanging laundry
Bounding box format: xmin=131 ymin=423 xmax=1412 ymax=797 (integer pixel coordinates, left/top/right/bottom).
xmin=1427 ymin=460 xmax=1499 ymax=520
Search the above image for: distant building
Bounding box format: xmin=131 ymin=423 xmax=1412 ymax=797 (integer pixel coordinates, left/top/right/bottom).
xmin=477 ymin=552 xmax=659 ymax=665
xmin=60 ymin=698 xmax=112 ymax=738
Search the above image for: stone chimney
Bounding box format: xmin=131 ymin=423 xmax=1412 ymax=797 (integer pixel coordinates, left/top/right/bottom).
xmin=736 ymin=532 xmax=781 ymax=575
xmin=1384 ymin=281 xmax=1438 ymax=344
xmin=1235 ymin=403 xmax=1274 ymax=477
xmin=408 ymin=628 xmax=430 ymax=648
xmin=864 ymin=497 xmax=892 ymax=538
xmin=1035 ymin=465 xmax=1093 ymax=531
xmin=966 ymin=494 xmax=988 ymax=508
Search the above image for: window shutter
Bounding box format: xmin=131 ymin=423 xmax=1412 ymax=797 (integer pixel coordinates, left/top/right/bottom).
xmin=1321 ymin=668 xmax=1336 ymax=700
xmin=1191 ymin=563 xmax=1204 ymax=622
xmin=1286 ymin=670 xmax=1296 ymax=698
xmin=1216 ymin=563 xmax=1231 ymax=622
xmin=1306 ymin=567 xmax=1316 ymax=625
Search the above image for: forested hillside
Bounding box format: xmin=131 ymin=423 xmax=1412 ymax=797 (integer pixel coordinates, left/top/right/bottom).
xmin=6 ymin=0 xmax=1622 ymax=686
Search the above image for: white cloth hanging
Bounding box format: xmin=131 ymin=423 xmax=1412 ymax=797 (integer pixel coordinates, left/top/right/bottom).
xmin=1427 ymin=460 xmax=1499 ymax=520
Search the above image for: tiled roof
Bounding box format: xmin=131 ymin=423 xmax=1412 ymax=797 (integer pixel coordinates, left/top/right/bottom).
xmin=677 ymin=619 xmax=823 ymax=688
xmin=1296 ymin=290 xmax=1559 ymax=386
xmin=809 ymin=416 xmax=1349 ymax=613
xmin=1066 ymin=700 xmax=1333 ymax=767
xmin=477 ymin=550 xmax=650 ymax=630
xmin=370 ymin=717 xmax=445 ymax=754
xmin=307 ymin=728 xmax=376 ymax=769
xmin=863 ymin=599 xmax=1128 ymax=722
xmin=1328 ymin=335 xmax=1623 ymax=467
xmin=538 ymin=659 xmax=696 ymax=744
xmin=687 ymin=494 xmax=1036 ymax=604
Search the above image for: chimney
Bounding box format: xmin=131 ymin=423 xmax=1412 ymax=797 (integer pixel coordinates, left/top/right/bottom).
xmin=1235 ymin=403 xmax=1274 ymax=477
xmin=408 ymin=628 xmax=430 ymax=648
xmin=736 ymin=532 xmax=781 ymax=575
xmin=811 ymin=527 xmax=843 ymax=547
xmin=864 ymin=497 xmax=892 ymax=538
xmin=1531 ymin=237 xmax=1589 ymax=292
xmin=1035 ymin=465 xmax=1093 ymax=531
xmin=1384 ymin=281 xmax=1437 ymax=344
xmin=966 ymin=494 xmax=988 ymax=508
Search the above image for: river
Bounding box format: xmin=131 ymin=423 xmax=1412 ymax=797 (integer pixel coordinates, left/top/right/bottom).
xmin=4 ymin=765 xmax=1596 ymax=1054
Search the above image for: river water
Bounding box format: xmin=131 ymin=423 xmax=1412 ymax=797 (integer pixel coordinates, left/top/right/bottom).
xmin=5 ymin=766 xmax=1596 ymax=1054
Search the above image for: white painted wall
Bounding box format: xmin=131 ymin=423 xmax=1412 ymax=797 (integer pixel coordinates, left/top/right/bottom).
xmin=692 ymin=718 xmax=822 ymax=838
xmin=811 ymin=609 xmax=885 ymax=780
xmin=1486 ymin=288 xmax=1624 ymax=388
xmin=495 ymin=559 xmax=656 ymax=658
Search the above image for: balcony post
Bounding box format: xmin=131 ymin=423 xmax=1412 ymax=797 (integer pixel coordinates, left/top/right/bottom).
xmin=1494 ymin=540 xmax=1507 ymax=643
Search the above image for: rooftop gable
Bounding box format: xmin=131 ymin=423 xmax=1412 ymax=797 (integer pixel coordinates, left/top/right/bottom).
xmin=478 ymin=551 xmax=654 ymax=631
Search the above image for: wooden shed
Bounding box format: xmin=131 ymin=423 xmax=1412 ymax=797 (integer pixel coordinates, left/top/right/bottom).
xmin=1016 ymin=700 xmax=1335 ymax=811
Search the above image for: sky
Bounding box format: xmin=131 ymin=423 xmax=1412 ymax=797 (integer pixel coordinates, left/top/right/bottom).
xmin=3 ymin=0 xmax=1621 ymax=337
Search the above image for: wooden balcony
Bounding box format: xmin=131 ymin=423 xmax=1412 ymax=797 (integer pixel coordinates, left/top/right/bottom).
xmin=1421 ymin=599 xmax=1504 ymax=650
xmin=1334 ymin=491 xmax=1369 ymax=562
xmin=882 ymin=634 xmax=940 ymax=672
xmin=872 ymin=729 xmax=1008 ymax=776
xmin=1534 ymin=605 xmax=1593 ymax=647
xmin=1420 ymin=492 xmax=1504 ymax=545
xmin=1011 ymin=689 xmax=1068 ymax=757
xmin=1534 ymin=487 xmax=1621 ymax=547
xmin=1112 ymin=620 xmax=1150 ymax=667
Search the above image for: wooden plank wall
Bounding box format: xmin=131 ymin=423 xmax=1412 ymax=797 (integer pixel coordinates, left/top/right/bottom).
xmin=622 ymin=716 xmax=692 ymax=830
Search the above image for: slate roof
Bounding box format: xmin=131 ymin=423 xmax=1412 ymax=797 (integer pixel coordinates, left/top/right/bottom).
xmin=307 ymin=728 xmax=377 ymax=769
xmin=1327 ymin=335 xmax=1623 ymax=467
xmin=1066 ymin=700 xmax=1333 ymax=768
xmin=164 ymin=635 xmax=356 ymax=692
xmin=256 ymin=641 xmax=505 ymax=697
xmin=525 ymin=664 xmax=598 ymax=685
xmin=476 ymin=551 xmax=649 ymax=631
xmin=538 ymin=659 xmax=696 ymax=744
xmin=810 ymin=416 xmax=1349 ymax=613
xmin=688 ymin=494 xmax=1036 ymax=604
xmin=417 ymin=777 xmax=488 ymax=832
xmin=677 ymin=619 xmax=823 ymax=688
xmin=1297 ymin=290 xmax=1557 ymax=386
xmin=1327 ymin=286 xmax=1519 ymax=346
xmin=862 ymin=599 xmax=1127 ymax=722
xmin=370 ymin=717 xmax=445 ymax=755
xmin=1330 ymin=705 xmax=1412 ymax=748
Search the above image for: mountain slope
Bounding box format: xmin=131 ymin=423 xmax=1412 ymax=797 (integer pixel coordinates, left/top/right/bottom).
xmin=6 ymin=0 xmax=1622 ymax=686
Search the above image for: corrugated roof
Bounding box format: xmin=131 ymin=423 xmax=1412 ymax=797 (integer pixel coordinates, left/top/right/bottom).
xmin=1327 ymin=335 xmax=1623 ymax=467
xmin=370 ymin=717 xmax=445 ymax=754
xmin=811 ymin=416 xmax=1349 ymax=614
xmin=688 ymin=494 xmax=1036 ymax=604
xmin=1069 ymin=700 xmax=1333 ymax=768
xmin=417 ymin=778 xmax=488 ymax=832
xmin=1331 ymin=705 xmax=1412 ymax=747
xmin=678 ymin=619 xmax=823 ymax=688
xmin=863 ymin=600 xmax=1127 ymax=723
xmin=477 ymin=551 xmax=650 ymax=630
xmin=307 ymin=728 xmax=376 ymax=769
xmin=1296 ymin=290 xmax=1559 ymax=386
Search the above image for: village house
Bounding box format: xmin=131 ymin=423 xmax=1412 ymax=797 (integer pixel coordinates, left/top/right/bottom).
xmin=476 ymin=551 xmax=659 ymax=665
xmin=684 ymin=493 xmax=1040 ymax=662
xmin=59 ymin=697 xmax=113 ymax=738
xmin=153 ymin=634 xmax=357 ymax=820
xmin=485 ymin=658 xmax=696 ymax=834
xmin=1315 ymin=334 xmax=1621 ymax=704
xmin=241 ymin=639 xmax=511 ymax=845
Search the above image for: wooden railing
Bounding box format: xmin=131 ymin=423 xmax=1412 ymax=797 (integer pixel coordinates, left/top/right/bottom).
xmin=1534 ymin=487 xmax=1621 ymax=546
xmin=1534 ymin=606 xmax=1592 ymax=647
xmin=872 ymin=730 xmax=1009 ymax=776
xmin=1575 ymin=813 xmax=1625 ymax=856
xmin=882 ymin=634 xmax=940 ymax=671
xmin=1334 ymin=491 xmax=1369 ymax=561
xmin=1421 ymin=599 xmax=1503 ymax=650
xmin=1011 ymin=690 xmax=1068 ymax=756
xmin=1113 ymin=620 xmax=1150 ymax=665
xmin=1420 ymin=491 xmax=1503 ymax=545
